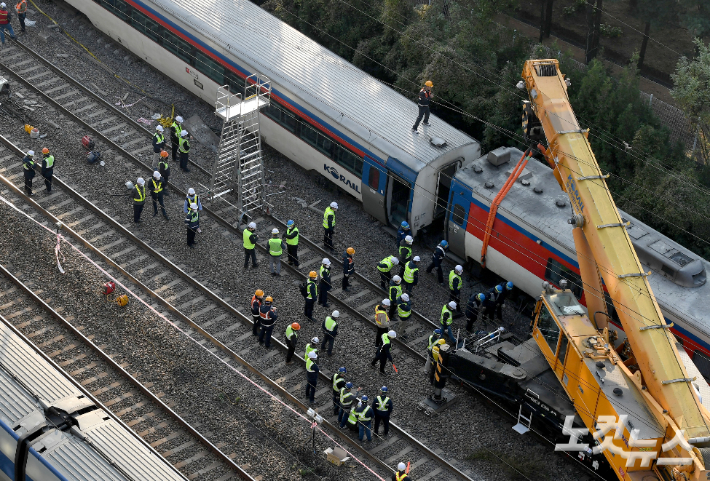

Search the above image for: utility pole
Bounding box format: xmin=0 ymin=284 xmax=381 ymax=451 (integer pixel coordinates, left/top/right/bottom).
xmin=585 ymin=0 xmax=603 ymax=63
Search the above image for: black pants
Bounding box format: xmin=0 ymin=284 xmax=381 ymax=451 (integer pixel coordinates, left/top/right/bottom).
xmin=374 ymin=414 xmax=390 ymax=436
xmin=24 ymin=174 xmax=33 ymax=195
xmin=304 ymin=298 xmax=315 ymax=319
xmin=379 ymin=271 xmax=391 ymax=289
xmin=258 ymin=324 xmax=274 ymax=347
xmin=413 ymin=105 xmax=430 ymax=130
xmin=18 ymin=13 xmax=26 ymax=32
xmin=252 ymin=314 xmax=260 ymax=336
xmin=342 ymin=274 xmax=350 ymax=290
xmin=244 ymin=248 xmax=257 ymax=268
xmin=305 ymin=376 xmax=317 ymax=403
xmin=375 ymin=327 xmax=387 ymax=347
xmin=388 ymin=304 xmax=397 ymax=320
xmin=286 ymin=337 xmax=296 ymax=362
xmin=318 ymin=284 xmax=329 ymax=306
xmin=43 ymin=170 xmax=53 ymax=192
xmin=426 ymin=261 xmax=443 ymax=284
xmin=187 ymin=227 xmax=196 ymax=246
xmin=286 ymin=244 xmax=299 ymax=266
xmin=332 ymin=393 xmax=340 ymax=415
xmin=321 ymin=333 xmax=335 ymax=355
xmin=371 ymin=353 xmax=388 ymax=373
xmin=466 ymin=308 xmax=479 ymax=331
xmin=133 ymin=204 xmax=144 ymax=223
xmin=152 ymin=192 xmax=167 ymax=217
xmin=495 ymin=302 xmax=504 ymax=322
xmin=180 ymin=152 xmax=189 ymax=171
xmin=324 ymin=228 xmax=334 ymax=249
xmin=171 ymin=141 xmax=179 ymax=162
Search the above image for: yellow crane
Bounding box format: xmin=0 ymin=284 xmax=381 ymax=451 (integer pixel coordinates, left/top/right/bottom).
xmin=521 ymin=59 xmax=710 ymax=481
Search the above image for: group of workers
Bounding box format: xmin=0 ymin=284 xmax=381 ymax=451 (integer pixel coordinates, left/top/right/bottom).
xmin=0 ymin=0 xmax=28 ymax=48
xmin=21 ymin=148 xmax=54 ymax=196
xmin=153 ymin=116 xmax=192 ymax=173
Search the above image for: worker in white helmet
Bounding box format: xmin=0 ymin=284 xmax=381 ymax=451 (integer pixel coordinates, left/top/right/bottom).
xmin=398 ymin=235 xmax=414 ymax=276
xmin=170 ymin=115 xmax=184 ymax=162
xmin=269 ymin=228 xmax=284 ymax=276
xmin=243 ymin=221 xmax=258 ymax=269
xmin=393 ymin=462 xmax=410 ymax=480
xmin=178 ymin=129 xmax=191 ymax=172
xmin=323 ymin=201 xmax=338 ymax=251
xmin=403 ymin=255 xmax=420 ymax=296
xmin=318 ymin=258 xmax=332 ymax=308
xmin=305 ymin=350 xmax=319 ymax=405
xmin=449 ymin=265 xmax=464 ymax=313
xmin=22 ymin=150 xmax=35 ymax=196
xmin=184 ymin=202 xmax=200 ymax=248
xmin=132 ymin=178 xmax=146 ymax=223
xmin=149 ymin=171 xmax=169 ymax=220
xmin=321 ymin=310 xmax=340 ymax=356
xmin=440 ymin=301 xmax=457 ymax=344
xmin=183 ymin=187 xmax=202 ymax=213
xmin=152 ymin=124 xmax=166 ymax=168
xmin=371 ymin=330 xmax=396 ymax=375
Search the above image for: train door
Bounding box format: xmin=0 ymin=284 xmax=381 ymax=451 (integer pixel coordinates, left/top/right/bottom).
xmin=361 ymin=156 xmax=388 ymax=224
xmin=435 ymin=160 xmax=461 ymax=219
xmin=387 ymin=173 xmax=411 ymax=229
xmin=446 ymin=182 xmax=468 ymax=259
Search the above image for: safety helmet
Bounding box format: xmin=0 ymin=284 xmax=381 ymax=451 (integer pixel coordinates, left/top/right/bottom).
xmin=330 ymin=201 xmax=338 ymax=209
xmin=392 ymin=275 xmax=401 ymax=284
xmin=181 ymin=130 xmax=189 ymax=137
xmin=309 ymin=271 xmax=318 ymax=279
xmin=188 ymin=188 xmax=195 ymax=195
xmin=345 ymin=382 xmax=353 ymax=389
xmin=413 ymin=256 xmax=420 ymax=262
xmin=248 ymin=222 xmax=256 ymax=229
xmin=308 ymin=351 xmax=318 ymax=359
xmin=0 ymin=3 xmax=6 ymax=8
xmin=332 ymin=310 xmax=340 ymax=318
xmin=160 ymin=150 xmax=169 ymax=157
xmin=391 ymin=257 xmax=400 ymax=265
xmin=255 ymin=289 xmax=264 ymax=297
xmin=437 ymin=339 xmax=446 ymax=345
xmin=506 ymin=281 xmax=514 ymax=290
xmin=448 ymin=301 xmax=457 ymax=309
xmin=388 ymin=330 xmax=397 ymax=338
xmin=382 ymin=299 xmax=391 ymax=307
xmin=401 ymin=221 xmax=409 ymax=229
xmin=27 ymin=150 xmax=34 ymax=156
xmin=153 ymin=171 xmax=161 ymax=179
xmin=440 ymin=240 xmax=448 ymax=247
xmin=405 ymin=235 xmax=413 ymax=244
xmin=137 ymin=177 xmax=145 ymax=185
xmin=265 ymin=296 xmax=273 ymax=303
xmin=476 ymin=293 xmax=486 ymax=302
xmin=156 ymin=125 xmax=164 ymax=132
xmin=272 ymin=228 xmax=279 ymax=234
xmin=322 ymin=258 xmax=331 ymax=266
xmin=338 ymin=366 xmax=347 ymax=373
xmin=175 ymin=115 xmax=183 ymax=123
xmin=287 ymin=219 xmax=294 ymax=227
xmin=381 ymin=386 xmax=388 ymax=392
xmin=434 ymin=328 xmax=442 ymax=335
xmin=425 ymin=80 xmax=433 ymax=87
xmin=398 ymin=462 xmax=406 ymax=471
xmin=312 ymin=336 xmax=319 ymax=343
xmin=455 ymin=265 xmax=463 ymax=274
xmin=400 ymin=293 xmax=409 ymax=302
xmin=346 ymin=247 xmax=355 ymax=255
xmin=291 ymin=322 xmax=301 ymax=330
xmin=495 ymin=285 xmax=503 ymax=293
xmin=361 ymin=395 xmax=368 ymax=402
xmin=42 ymin=147 xmax=49 ymax=154
xmin=116 ymin=295 xmax=129 ymax=307
xmin=190 ymin=203 xmax=198 ymax=210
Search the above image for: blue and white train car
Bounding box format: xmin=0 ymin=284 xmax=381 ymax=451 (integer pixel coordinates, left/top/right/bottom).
xmin=0 ymin=316 xmax=187 ymax=481
xmin=67 ymin=0 xmax=480 ymax=233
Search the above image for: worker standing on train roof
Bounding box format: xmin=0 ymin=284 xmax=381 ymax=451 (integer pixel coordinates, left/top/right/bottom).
xmin=321 ymin=310 xmax=339 ymax=356
xmin=0 ymin=3 xmax=16 ymax=47
xmin=398 ymin=235 xmax=413 ymax=276
xmin=284 ymin=220 xmax=300 ymax=267
xmin=342 ymin=247 xmax=355 ymax=292
xmin=323 ymin=201 xmax=337 ymax=251
xmin=14 ymin=0 xmax=26 ymax=34
xmin=397 ymin=293 xmax=412 ymax=322
xmin=152 ymin=125 xmax=165 ymax=169
xmin=426 ymin=329 xmax=442 ymax=382
xmin=284 ymin=322 xmax=300 ymax=364
xmin=412 ymin=80 xmax=433 ymax=133
xmin=250 ymin=289 xmax=264 ymax=336
xmin=426 ymin=240 xmax=448 ymax=285
xmin=465 ymin=293 xmax=485 ymax=332
xmin=358 ymin=395 xmax=374 ymax=443
xmin=21 ymin=150 xmax=35 ymax=196
xmin=338 ymin=382 xmax=356 ymax=426
xmin=268 ymin=228 xmax=284 ymax=276
xmin=373 ymin=386 xmax=393 ymax=437
xmin=40 ymin=147 xmax=54 ymax=193
xmin=377 ymin=255 xmax=399 ymax=289
xmin=149 ymin=171 xmax=169 ymax=220
xmin=170 ymin=115 xmax=183 ymax=162
xmin=258 ymin=296 xmax=277 ymax=349
xmin=396 ymin=221 xmax=410 ymax=249
xmin=318 ymin=258 xmax=332 ymax=308
xmin=132 ymin=178 xmax=146 ymax=223
xmin=304 ymin=336 xmax=319 ymax=361
xmin=371 ymin=330 xmax=396 ymax=375
xmin=158 ymin=151 xmax=171 ymax=190
xmin=440 ymin=301 xmax=456 ymax=344
xmin=392 ymin=462 xmax=411 ymax=481
xmin=331 ymin=366 xmax=347 ymax=416
xmin=183 ymin=187 xmax=201 ymax=213
xmin=403 ymin=256 xmax=420 ymax=296
xmin=178 ymin=130 xmax=191 ymax=173
xmin=449 ymin=265 xmax=463 ymax=313
xmin=374 ymin=300 xmax=391 ymax=347
xmin=184 ymin=203 xmax=199 ymax=248
xmin=304 ymin=271 xmax=318 ymax=321
xmin=305 ymin=351 xmax=319 ymax=405
xmin=243 ymin=222 xmax=258 ymax=269
xmin=388 ymin=276 xmax=402 ymax=320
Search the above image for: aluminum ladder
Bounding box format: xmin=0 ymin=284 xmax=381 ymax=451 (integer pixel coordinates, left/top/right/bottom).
xmin=210 ymin=74 xmax=271 ymax=220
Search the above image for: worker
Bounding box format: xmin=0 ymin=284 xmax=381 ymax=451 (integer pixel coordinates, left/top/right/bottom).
xmin=184 ymin=202 xmax=199 ymax=248
xmin=338 ymin=382 xmax=355 ymax=426
xmin=495 ymin=281 xmax=514 ymax=323
xmin=149 ymin=171 xmax=169 ymax=220
xmin=397 ymin=293 xmax=412 ymax=322
xmin=183 ymin=187 xmax=201 ymax=213
xmin=377 ymin=255 xmax=399 ymax=289
xmin=426 ymin=240 xmax=448 ymax=285
xmin=250 ymin=289 xmax=264 ymax=336
xmin=284 ymin=219 xmax=300 ymax=266
xmin=430 ymin=338 xmax=446 ymax=384
xmin=373 ymin=386 xmax=393 ymax=437
xmin=170 ymin=115 xmax=183 ymax=162
xmin=396 ymin=221 xmax=410 ymax=249
xmin=178 ymin=130 xmax=191 ymax=173
xmin=305 ymin=351 xmax=319 ymax=405
xmin=323 ymin=201 xmax=337 ymax=250
xmin=398 ymin=235 xmax=413 ymax=276
xmin=0 ymin=2 xmax=15 ymax=47
xmin=402 ymin=256 xmax=420 ymax=296
xmin=152 ymin=125 xmax=166 ymax=168
xmin=284 ymin=322 xmax=300 ymax=363
xmin=484 ymin=285 xmax=504 ymax=322
xmin=371 ymin=330 xmax=396 ymax=375
xmin=411 ymin=80 xmax=433 ymax=133
xmin=304 ymin=271 xmax=318 ymax=321
xmin=158 ymin=150 xmax=171 ymax=189
xmin=132 ymin=177 xmax=146 ymax=223
xmin=465 ymin=293 xmax=485 ymax=332
xmin=318 ymin=258 xmax=332 ymax=307
xmin=243 ymin=222 xmax=258 ymax=269
xmin=331 ymin=366 xmax=347 ymax=416
xmin=40 ymin=147 xmax=54 ymax=193
xmin=258 ymin=296 xmax=277 ymax=349
xmin=357 ymin=395 xmax=374 ymax=442
xmin=268 ymin=228 xmax=284 ymax=276
xmin=392 ymin=462 xmax=410 ymax=481
xmin=304 ymin=336 xmax=319 ymax=361
xmin=342 ymin=247 xmax=355 ymax=292
xmin=449 ymin=265 xmax=463 ymax=312
xmin=344 ymin=399 xmax=363 ymax=432
xmin=388 ymin=276 xmax=402 ymax=320
xmin=14 ymin=0 xmax=25 ymax=34
xmin=21 ymin=150 xmax=35 ymax=196
xmin=321 ymin=310 xmax=339 ymax=356
xmin=426 ymin=329 xmax=442 ymax=382
xmin=374 ymin=300 xmax=391 ymax=347
xmin=440 ymin=301 xmax=456 ymax=344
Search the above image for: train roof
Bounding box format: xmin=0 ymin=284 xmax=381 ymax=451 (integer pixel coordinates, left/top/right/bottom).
xmin=150 ymin=0 xmax=477 ymax=171
xmin=0 ymin=317 xmax=186 ymax=481
xmin=455 ymin=147 xmax=710 ymax=336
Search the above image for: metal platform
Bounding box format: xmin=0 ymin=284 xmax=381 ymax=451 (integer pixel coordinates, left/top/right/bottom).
xmin=416 ymin=388 xmax=458 ymax=416
xmin=216 ymin=95 xmax=270 ymax=121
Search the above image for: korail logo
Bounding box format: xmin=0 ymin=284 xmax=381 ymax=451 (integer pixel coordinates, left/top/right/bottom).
xmin=324 ymin=164 xmax=361 ymax=194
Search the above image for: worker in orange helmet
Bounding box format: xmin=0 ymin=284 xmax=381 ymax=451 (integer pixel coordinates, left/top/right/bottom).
xmin=258 ymin=296 xmax=277 ymax=349
xmin=40 ymin=147 xmax=54 ymax=193
xmin=342 ymin=247 xmax=355 ymax=292
xmin=412 ymin=80 xmax=433 ymax=134
xmin=158 ymin=150 xmax=171 ymax=189
xmin=284 ymin=322 xmax=300 ymax=363
xmin=250 ymin=289 xmax=264 ymax=336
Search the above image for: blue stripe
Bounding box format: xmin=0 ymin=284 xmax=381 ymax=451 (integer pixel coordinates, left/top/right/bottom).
xmin=0 ymin=418 xmax=69 ymax=481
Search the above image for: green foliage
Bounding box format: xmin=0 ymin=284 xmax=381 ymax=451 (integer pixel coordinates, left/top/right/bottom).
xmin=677 ymin=0 xmax=710 ymax=37
xmin=599 ymin=24 xmax=622 ymax=37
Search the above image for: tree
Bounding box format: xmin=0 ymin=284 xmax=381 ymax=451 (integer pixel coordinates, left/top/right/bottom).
xmin=677 ymin=0 xmax=710 ymax=38
xmin=630 ymin=0 xmax=679 ymax=70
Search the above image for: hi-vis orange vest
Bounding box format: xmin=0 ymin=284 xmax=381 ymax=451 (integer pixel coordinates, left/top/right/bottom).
xmin=16 ymin=0 xmax=27 ymax=14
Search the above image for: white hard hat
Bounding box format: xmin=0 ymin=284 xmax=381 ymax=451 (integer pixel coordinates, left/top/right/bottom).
xmin=413 ymin=256 xmax=421 ymax=262
xmin=137 ymin=177 xmax=145 ymax=185
xmin=272 ymin=228 xmax=279 ymax=234
xmin=388 ymin=330 xmax=397 ymax=338
xmin=27 ymin=150 xmax=34 ymax=156
xmin=153 ymin=171 xmax=161 ymax=179
xmin=400 ymin=293 xmax=409 ymax=302
xmin=455 ymin=265 xmax=463 ymax=274
xmin=156 ymin=125 xmax=164 ymax=132
xmin=322 ymin=258 xmax=331 ymax=266
xmin=308 ymin=351 xmax=318 ymax=359
xmin=332 ymin=310 xmax=340 ymax=318
xmin=392 ymin=275 xmax=401 ymax=283
xmin=398 ymin=463 xmax=406 ymax=471
xmin=0 ymin=3 xmax=6 ymax=7
xmin=391 ymin=257 xmax=399 ymax=265
xmin=181 ymin=130 xmax=189 ymax=137
xmin=312 ymin=337 xmax=320 ymax=343
xmin=188 ymin=188 xmax=195 ymax=195
xmin=382 ymin=299 xmax=391 ymax=307
xmin=405 ymin=235 xmax=413 ymax=244
xmin=175 ymin=115 xmax=183 ymax=123
xmin=448 ymin=301 xmax=457 ymax=309
xmin=248 ymin=222 xmax=256 ymax=229
xmin=190 ymin=203 xmax=198 ymax=210
xmin=330 ymin=201 xmax=338 ymax=209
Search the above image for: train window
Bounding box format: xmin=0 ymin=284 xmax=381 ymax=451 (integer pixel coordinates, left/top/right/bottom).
xmin=225 ymin=71 xmax=242 ymax=94
xmin=162 ymin=30 xmax=194 ymax=65
xmin=545 ymin=258 xmax=583 ymax=299
xmin=557 ymin=333 xmax=568 ymax=364
xmin=693 ymin=351 xmax=710 ymax=380
xmin=334 ymin=144 xmax=363 ymax=177
xmin=195 ymin=51 xmax=224 ymax=84
xmin=263 ymin=103 xmax=297 ymax=133
xmin=300 ymin=122 xmax=333 ymax=157
xmin=368 ymin=166 xmax=380 ymax=190
xmin=537 ymin=303 xmax=561 ymax=354
xmin=131 ymin=9 xmax=160 ymax=42
xmin=101 ymin=0 xmax=129 ymax=22
xmin=452 ymin=204 xmax=466 ymax=226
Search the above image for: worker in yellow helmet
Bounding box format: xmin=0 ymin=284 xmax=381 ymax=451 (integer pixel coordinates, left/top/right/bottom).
xmin=304 ymin=271 xmax=318 ymax=322
xmin=412 ymin=80 xmax=433 ymax=134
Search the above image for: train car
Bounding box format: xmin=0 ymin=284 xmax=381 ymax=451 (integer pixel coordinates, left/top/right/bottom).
xmin=67 ymin=0 xmax=480 ymax=234
xmin=447 ymin=146 xmax=710 ymax=374
xmin=0 ymin=316 xmax=187 ymax=481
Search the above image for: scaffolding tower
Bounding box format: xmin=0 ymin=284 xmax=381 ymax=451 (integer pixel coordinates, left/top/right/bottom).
xmin=211 ymin=74 xmax=271 ymax=220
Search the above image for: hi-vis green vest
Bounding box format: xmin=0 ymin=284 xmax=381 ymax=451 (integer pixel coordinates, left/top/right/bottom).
xmin=449 ymin=270 xmax=462 ymax=292
xmin=178 ymin=136 xmax=190 ymax=153
xmin=269 ymin=238 xmax=282 ymax=256
xmin=403 ymin=262 xmax=418 ymax=283
xmin=440 ymin=305 xmax=453 ymax=326
xmin=304 ymin=343 xmax=317 ymax=361
xmin=243 ymin=229 xmax=255 ymax=249
xmin=377 ymin=256 xmax=395 ymax=273
xmin=323 ymin=207 xmax=335 ymax=228
xmin=324 ymin=316 xmax=337 ymax=333
xmin=286 ymin=226 xmax=299 ymax=245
